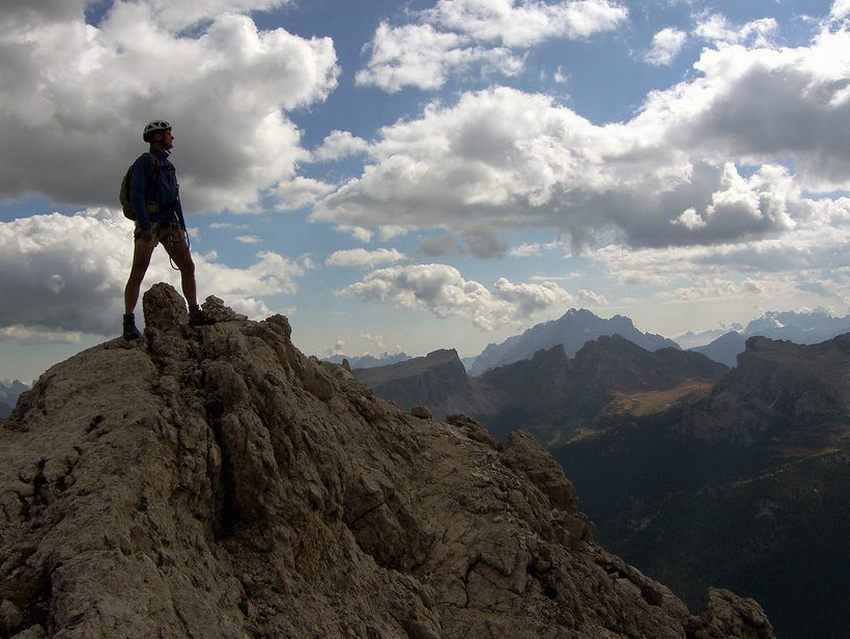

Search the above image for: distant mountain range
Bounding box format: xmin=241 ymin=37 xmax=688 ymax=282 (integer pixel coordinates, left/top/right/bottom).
xmin=479 ymin=335 xmax=726 ymax=443
xmin=0 ymin=379 xmax=28 ymax=419
xmin=555 ymin=333 xmax=850 ymax=639
xmin=468 ymin=308 xmax=679 ymax=376
xmin=323 ymin=352 xmax=411 ymax=369
xmin=355 ymin=334 xmax=726 ymax=444
xmin=691 ymin=310 xmax=850 ymax=366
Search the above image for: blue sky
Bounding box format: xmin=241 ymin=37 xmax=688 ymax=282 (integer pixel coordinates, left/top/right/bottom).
xmin=2 ymin=0 xmax=850 ymax=382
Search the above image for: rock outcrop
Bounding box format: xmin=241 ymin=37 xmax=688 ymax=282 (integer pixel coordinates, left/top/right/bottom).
xmin=0 ymin=284 xmax=774 ymax=638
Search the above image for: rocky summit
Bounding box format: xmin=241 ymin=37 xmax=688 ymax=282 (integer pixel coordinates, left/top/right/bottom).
xmin=0 ymin=284 xmax=774 ymax=639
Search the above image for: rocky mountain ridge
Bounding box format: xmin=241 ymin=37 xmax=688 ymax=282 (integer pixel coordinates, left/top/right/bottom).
xmin=0 ymin=284 xmax=773 ymax=639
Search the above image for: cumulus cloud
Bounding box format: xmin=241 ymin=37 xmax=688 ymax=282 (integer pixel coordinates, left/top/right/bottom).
xmin=357 ymin=0 xmax=626 ymax=91
xmin=693 ymin=14 xmax=778 ymax=47
xmin=316 ymin=24 xmax=850 ymax=249
xmin=236 ymin=235 xmax=262 ymax=244
xmin=336 ymin=263 xmax=596 ymax=331
xmin=356 ymin=23 xmax=523 ymax=92
xmin=325 ymin=248 xmax=407 ymax=268
xmin=335 ymin=226 xmax=374 ymax=243
xmin=644 ymin=27 xmax=687 ymax=66
xmin=0 ymin=209 xmax=304 ymax=335
xmin=275 ymin=177 xmax=337 ymax=211
xmin=0 ymin=1 xmax=338 ymax=213
xmin=423 ymin=0 xmax=628 ymax=45
xmin=311 ymin=130 xmax=371 ymax=162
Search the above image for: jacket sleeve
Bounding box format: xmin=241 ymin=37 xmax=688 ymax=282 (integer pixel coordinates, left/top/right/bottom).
xmin=130 ymin=154 xmax=152 ymax=230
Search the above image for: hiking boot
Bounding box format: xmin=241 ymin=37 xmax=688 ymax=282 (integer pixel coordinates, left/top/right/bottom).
xmin=123 ymin=313 xmax=141 ymax=340
xmin=188 ymin=306 xmax=215 ymax=326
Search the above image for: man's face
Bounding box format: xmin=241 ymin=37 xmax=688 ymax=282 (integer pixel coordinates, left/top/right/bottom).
xmin=154 ymin=129 xmax=174 ymax=149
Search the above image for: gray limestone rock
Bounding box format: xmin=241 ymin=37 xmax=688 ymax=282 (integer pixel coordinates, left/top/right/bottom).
xmin=0 ymin=283 xmax=775 ymax=639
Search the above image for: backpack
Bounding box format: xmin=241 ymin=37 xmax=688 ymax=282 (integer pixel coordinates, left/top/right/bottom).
xmin=119 ymin=152 xmax=160 ymax=220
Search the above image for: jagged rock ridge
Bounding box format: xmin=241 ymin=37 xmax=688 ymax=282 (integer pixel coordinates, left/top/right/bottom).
xmin=0 ymin=284 xmax=773 ymax=638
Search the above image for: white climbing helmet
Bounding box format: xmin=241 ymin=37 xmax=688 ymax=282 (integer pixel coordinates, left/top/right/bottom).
xmin=143 ymin=120 xmax=171 ymax=142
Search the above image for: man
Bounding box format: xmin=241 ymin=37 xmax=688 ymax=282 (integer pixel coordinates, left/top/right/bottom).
xmin=122 ymin=120 xmax=214 ymax=340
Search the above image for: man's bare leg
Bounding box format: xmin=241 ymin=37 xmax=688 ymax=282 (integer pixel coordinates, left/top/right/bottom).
xmin=122 ymin=233 xmax=156 ymax=338
xmin=162 ymin=229 xmax=197 ymax=307
xmin=125 ymin=234 xmax=157 ymax=313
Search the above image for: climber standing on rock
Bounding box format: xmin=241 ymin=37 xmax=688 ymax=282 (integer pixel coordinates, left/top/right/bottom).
xmin=121 ymin=120 xmax=214 ymax=340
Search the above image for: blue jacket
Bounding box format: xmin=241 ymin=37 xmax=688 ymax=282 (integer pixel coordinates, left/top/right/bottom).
xmin=130 ymin=148 xmax=185 ymax=230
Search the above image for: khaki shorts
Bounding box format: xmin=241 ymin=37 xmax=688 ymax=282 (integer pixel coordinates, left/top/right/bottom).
xmin=134 ymin=220 xmax=184 ymax=246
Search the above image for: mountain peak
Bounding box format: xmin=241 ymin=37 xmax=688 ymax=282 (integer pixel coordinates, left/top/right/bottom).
xmin=0 ymin=283 xmax=772 ymax=638
xmin=470 ymin=309 xmax=678 ymax=376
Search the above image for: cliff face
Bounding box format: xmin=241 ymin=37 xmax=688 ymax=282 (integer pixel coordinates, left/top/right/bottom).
xmin=0 ymin=284 xmax=773 ymax=639
xmin=353 ymin=350 xmax=502 ymax=420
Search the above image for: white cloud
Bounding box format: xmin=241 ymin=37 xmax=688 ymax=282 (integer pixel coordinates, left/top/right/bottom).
xmin=644 ymin=27 xmax=687 ymax=66
xmin=336 ymin=263 xmax=586 ymax=331
xmin=312 ymin=130 xmax=371 ymax=162
xmin=0 ymin=209 xmax=304 ymax=335
xmin=335 ymin=225 xmax=374 ymax=243
xmin=236 ymin=235 xmax=262 ymax=244
xmin=833 ymin=0 xmax=850 ymax=20
xmin=356 ymin=22 xmax=523 ymax=92
xmin=493 ymin=278 xmax=573 ymax=316
xmin=359 ymin=333 xmax=386 ymax=350
xmin=510 ymin=240 xmax=564 ymax=256
xmin=424 ymin=0 xmax=628 ymax=46
xmin=0 ymin=325 xmax=83 ymax=345
xmin=357 ymin=0 xmax=626 ymax=92
xmin=325 ymin=248 xmax=407 ymax=268
xmin=553 ymin=66 xmax=569 ymax=84
xmin=275 ymin=177 xmax=337 ymax=211
xmin=673 ymin=208 xmax=706 ymax=229
xmin=316 ymin=25 xmax=850 ymax=249
xmin=693 ymin=14 xmax=778 ymax=47
xmin=209 ymin=222 xmax=250 ymax=230
xmin=576 ymin=289 xmax=609 ymax=306
xmin=0 ymin=2 xmax=338 ymax=213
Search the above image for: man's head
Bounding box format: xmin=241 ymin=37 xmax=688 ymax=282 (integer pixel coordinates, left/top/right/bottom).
xmin=143 ymin=120 xmax=174 ymax=149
